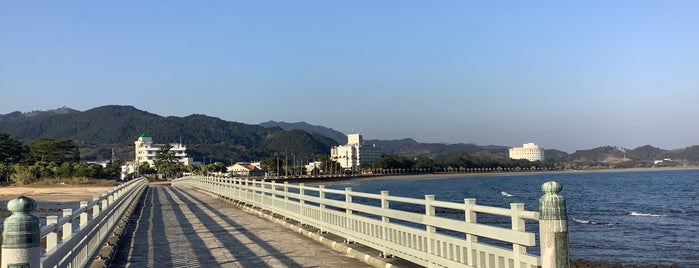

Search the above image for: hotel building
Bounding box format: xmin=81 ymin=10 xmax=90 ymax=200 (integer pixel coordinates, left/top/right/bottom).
xmin=509 ymin=142 xmax=545 ymax=162
xmin=330 ymin=134 xmax=382 ymax=172
xmin=134 ymin=132 xmax=193 ymax=166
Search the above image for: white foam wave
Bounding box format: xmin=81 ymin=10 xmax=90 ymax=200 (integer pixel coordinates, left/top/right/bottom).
xmin=500 ymin=191 xmax=514 ymax=197
xmin=630 ymin=211 xmax=666 ymax=217
xmin=573 ymin=218 xmax=613 ymax=226
xmin=573 ymin=218 xmax=591 ymax=224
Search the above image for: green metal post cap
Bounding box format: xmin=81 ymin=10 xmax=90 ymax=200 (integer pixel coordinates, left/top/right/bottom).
xmin=539 ymin=181 xmax=567 ymax=221
xmin=7 ymin=196 xmax=37 ymax=213
xmin=3 ymin=196 xmax=40 ymax=249
xmin=541 ymin=181 xmax=562 ymax=194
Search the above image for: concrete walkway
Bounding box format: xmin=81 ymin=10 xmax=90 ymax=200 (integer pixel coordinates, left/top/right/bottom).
xmin=110 ymin=184 xmax=371 ymax=268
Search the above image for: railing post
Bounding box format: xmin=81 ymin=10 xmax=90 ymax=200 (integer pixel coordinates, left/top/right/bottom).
xmin=539 ymin=181 xmax=570 ymax=268
xmin=80 ymin=201 xmax=88 ymax=228
xmin=299 ymin=183 xmax=306 ymax=226
xmin=1 ymin=196 xmax=41 ymax=268
xmin=92 ymin=196 xmax=100 ymax=219
xmin=102 ymin=198 xmax=109 ymax=215
xmin=464 ymin=198 xmax=478 ymax=266
xmin=380 ymin=190 xmax=390 ymax=257
xmin=46 ymin=216 xmax=58 ymax=252
xmin=271 ymin=180 xmax=277 ymax=214
xmin=318 ymin=185 xmax=326 ymax=233
xmin=510 ymin=203 xmax=526 ymax=267
xmin=425 ymin=195 xmax=436 ymax=268
xmin=62 ymin=208 xmax=73 ymax=241
xmin=260 ymin=180 xmax=266 ymax=210
xmin=283 ymin=181 xmax=290 ymax=220
xmin=344 ymin=187 xmax=353 ymax=243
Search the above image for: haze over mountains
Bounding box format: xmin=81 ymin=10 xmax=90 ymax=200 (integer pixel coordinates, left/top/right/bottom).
xmin=1 ymin=105 xmax=697 ymax=166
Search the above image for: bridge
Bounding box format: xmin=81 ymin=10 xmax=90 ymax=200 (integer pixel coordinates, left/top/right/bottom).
xmin=1 ymin=176 xmax=570 ymax=268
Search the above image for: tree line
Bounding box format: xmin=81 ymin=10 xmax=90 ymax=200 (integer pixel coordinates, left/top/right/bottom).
xmin=0 ymin=133 xmax=121 ymax=185
xmin=369 ymin=154 xmax=562 ymax=173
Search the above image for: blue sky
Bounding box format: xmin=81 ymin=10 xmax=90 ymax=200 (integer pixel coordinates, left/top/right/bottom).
xmin=1 ymin=1 xmax=698 ymax=152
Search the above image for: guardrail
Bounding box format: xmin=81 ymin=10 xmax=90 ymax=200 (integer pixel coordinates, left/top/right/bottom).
xmin=173 ymin=176 xmax=570 ymax=268
xmin=1 ymin=177 xmax=149 ymax=268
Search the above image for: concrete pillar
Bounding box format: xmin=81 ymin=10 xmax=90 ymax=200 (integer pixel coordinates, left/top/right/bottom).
xmin=1 ymin=196 xmax=41 ymax=268
xmin=539 ymin=181 xmax=570 ymax=268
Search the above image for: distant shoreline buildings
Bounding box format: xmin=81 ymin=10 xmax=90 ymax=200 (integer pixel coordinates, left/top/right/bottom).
xmin=330 ymin=134 xmax=381 ymax=172
xmin=509 ymin=142 xmax=545 ymax=162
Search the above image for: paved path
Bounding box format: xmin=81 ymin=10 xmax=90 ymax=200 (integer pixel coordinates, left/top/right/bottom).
xmin=111 ymin=185 xmax=371 ymax=268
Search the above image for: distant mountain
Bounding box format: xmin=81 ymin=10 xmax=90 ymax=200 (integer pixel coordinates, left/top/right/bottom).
xmin=626 ymin=145 xmax=665 ymax=161
xmin=543 ymin=144 xmax=699 ymax=167
xmin=0 ymin=107 xmax=79 ymax=123
xmin=261 ymin=129 xmax=338 ymax=155
xmin=260 ymin=121 xmax=347 ymax=144
xmin=2 ymin=105 xmax=698 ymax=166
xmin=258 ymin=122 xmax=512 ymax=158
xmin=0 ymin=105 xmax=337 ymax=162
xmin=663 ymin=145 xmax=699 ymax=163
xmin=365 ymin=139 xmax=507 ymax=158
xmin=543 ymin=149 xmax=572 ymax=161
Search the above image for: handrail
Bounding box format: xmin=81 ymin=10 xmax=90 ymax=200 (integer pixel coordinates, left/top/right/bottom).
xmin=0 ymin=177 xmax=149 ymax=268
xmin=173 ymin=176 xmax=569 ymax=268
xmin=43 ymin=177 xmax=148 ymax=267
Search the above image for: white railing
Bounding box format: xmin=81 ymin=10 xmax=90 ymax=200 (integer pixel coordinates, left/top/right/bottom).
xmin=1 ymin=177 xmax=149 ymax=268
xmin=173 ymin=176 xmax=564 ymax=268
xmin=42 ymin=177 xmax=148 ymax=267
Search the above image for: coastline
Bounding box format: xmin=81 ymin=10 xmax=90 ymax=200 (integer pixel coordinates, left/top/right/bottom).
xmin=0 ymin=166 xmax=694 ymax=202
xmin=281 ymin=166 xmax=699 ymax=187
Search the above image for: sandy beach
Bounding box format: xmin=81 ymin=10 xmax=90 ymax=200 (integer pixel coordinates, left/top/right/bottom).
xmin=0 ymin=185 xmax=117 ymax=203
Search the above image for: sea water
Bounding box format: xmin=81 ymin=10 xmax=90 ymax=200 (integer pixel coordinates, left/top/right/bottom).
xmin=326 ymin=169 xmax=699 ymax=266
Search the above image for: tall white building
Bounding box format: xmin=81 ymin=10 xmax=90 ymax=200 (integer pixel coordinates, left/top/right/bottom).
xmin=134 ymin=132 xmax=193 ymax=166
xmin=330 ymin=134 xmax=381 ymax=172
xmin=509 ymin=142 xmax=545 ymax=162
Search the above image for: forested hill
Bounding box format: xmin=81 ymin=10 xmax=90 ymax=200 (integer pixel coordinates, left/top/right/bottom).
xmin=0 ymin=105 xmax=338 ymax=162
xmin=545 ymin=145 xmax=699 ymax=167
xmin=259 ymin=121 xmax=347 ymax=144
xmin=0 ymin=107 xmax=79 ymax=123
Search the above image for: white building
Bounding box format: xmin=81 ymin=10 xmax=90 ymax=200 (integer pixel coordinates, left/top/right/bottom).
xmin=330 ymin=134 xmax=382 ymax=171
xmin=509 ymin=142 xmax=545 ymax=162
xmin=305 ymin=161 xmax=323 ymax=175
xmin=134 ymin=132 xmax=193 ymax=166
xmin=227 ymin=162 xmax=265 ymax=176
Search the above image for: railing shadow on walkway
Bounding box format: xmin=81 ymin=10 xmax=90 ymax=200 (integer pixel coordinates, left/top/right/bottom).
xmin=111 ymin=187 xmax=177 ymax=267
xmin=165 ymin=186 xmax=305 ymax=268
xmin=112 ymin=185 xmax=311 ymax=268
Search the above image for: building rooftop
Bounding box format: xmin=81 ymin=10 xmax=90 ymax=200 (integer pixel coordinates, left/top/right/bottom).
xmin=139 ymin=132 xmax=152 ymax=138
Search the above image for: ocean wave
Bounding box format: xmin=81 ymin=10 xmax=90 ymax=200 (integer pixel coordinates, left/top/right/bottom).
xmin=500 ymin=191 xmax=514 ymax=197
xmin=573 ymin=218 xmax=613 ymax=226
xmin=630 ymin=211 xmax=667 ymax=217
